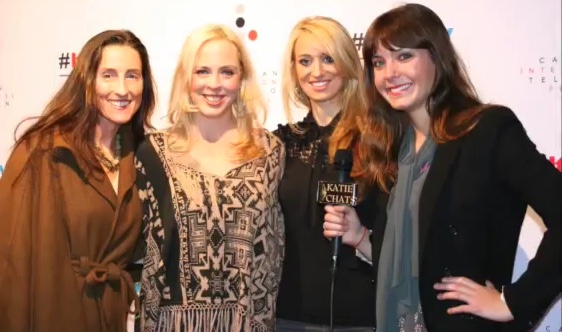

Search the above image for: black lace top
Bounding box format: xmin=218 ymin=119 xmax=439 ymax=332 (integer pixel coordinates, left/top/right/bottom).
xmin=273 ymin=112 xmax=387 ymax=327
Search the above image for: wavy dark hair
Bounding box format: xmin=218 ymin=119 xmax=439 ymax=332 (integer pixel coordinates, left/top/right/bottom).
xmin=15 ymin=29 xmax=156 ymax=172
xmin=363 ymin=3 xmax=489 ymax=146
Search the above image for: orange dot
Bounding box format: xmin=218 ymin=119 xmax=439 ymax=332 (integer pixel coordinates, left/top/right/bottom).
xmin=248 ymin=30 xmax=258 ymax=41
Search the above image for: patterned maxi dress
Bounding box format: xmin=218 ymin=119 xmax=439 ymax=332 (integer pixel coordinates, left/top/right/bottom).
xmin=135 ymin=131 xmax=285 ymax=332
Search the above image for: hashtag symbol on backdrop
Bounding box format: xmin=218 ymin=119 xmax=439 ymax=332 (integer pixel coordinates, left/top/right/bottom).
xmin=352 ymin=33 xmax=364 ymax=51
xmin=58 ymin=53 xmax=70 ymax=69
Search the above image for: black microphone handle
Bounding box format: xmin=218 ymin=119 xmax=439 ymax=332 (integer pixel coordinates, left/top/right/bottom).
xmin=332 ymin=235 xmax=342 ymax=264
xmin=332 ymin=167 xmax=352 ymax=263
xmin=326 ymin=148 xmax=354 ymax=268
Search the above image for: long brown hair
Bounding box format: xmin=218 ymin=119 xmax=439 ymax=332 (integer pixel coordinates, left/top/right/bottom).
xmin=281 ymin=16 xmax=397 ymax=192
xmin=15 ymin=29 xmax=156 ymax=172
xmin=363 ymin=3 xmax=487 ymax=145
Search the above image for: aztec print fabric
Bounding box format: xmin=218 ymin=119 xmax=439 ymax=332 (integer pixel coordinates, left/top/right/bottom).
xmin=136 ymin=131 xmax=285 ymax=332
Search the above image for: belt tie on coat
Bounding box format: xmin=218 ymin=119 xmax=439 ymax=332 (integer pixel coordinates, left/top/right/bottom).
xmin=71 ymin=256 xmax=140 ymax=330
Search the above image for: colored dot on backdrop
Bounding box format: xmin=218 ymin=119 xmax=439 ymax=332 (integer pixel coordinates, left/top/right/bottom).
xmin=236 ymin=17 xmax=245 ymax=28
xmin=234 ymin=4 xmax=257 ymax=41
xmin=248 ymin=30 xmax=258 ymax=41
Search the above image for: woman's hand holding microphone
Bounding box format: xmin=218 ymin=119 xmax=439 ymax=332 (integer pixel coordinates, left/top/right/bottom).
xmin=323 ymin=205 xmax=371 ymax=261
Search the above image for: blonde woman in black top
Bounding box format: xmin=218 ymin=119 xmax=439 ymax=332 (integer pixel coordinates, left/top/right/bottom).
xmin=274 ymin=16 xmax=398 ymax=331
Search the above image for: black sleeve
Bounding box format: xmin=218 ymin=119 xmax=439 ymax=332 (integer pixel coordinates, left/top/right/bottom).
xmin=491 ymin=108 xmax=561 ymax=328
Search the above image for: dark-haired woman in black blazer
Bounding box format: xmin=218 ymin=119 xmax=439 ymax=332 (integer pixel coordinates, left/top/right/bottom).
xmin=323 ymin=3 xmax=561 ymax=332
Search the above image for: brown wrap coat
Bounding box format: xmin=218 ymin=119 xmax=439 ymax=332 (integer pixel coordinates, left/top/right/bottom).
xmin=0 ymin=127 xmax=142 ymax=332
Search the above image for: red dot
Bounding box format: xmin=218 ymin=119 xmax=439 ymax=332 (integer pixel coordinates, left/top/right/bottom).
xmin=248 ymin=30 xmax=258 ymax=41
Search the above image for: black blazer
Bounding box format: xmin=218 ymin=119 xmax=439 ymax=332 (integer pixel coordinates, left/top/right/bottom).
xmin=417 ymin=107 xmax=561 ymax=332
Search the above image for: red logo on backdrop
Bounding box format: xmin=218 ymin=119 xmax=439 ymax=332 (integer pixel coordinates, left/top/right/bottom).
xmin=57 ymin=52 xmax=78 ymax=77
xmin=549 ymin=156 xmax=561 ymax=171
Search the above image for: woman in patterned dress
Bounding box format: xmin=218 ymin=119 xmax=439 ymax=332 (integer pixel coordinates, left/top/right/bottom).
xmin=135 ymin=24 xmax=285 ymax=332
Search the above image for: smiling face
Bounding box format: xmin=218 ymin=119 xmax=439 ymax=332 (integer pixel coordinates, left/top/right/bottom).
xmin=189 ymin=39 xmax=242 ymax=119
xmin=293 ymin=32 xmax=343 ymax=106
xmin=372 ymin=44 xmax=436 ymax=115
xmin=94 ymin=45 xmax=143 ymax=131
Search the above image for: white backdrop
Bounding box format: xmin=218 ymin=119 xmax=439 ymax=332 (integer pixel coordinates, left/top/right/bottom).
xmin=0 ymin=0 xmax=560 ymax=330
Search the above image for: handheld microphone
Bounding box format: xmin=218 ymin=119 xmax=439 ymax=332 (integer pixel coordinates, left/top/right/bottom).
xmin=316 ymin=149 xmax=358 ymax=266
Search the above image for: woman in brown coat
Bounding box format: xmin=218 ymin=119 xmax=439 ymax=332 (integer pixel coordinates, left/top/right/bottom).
xmin=0 ymin=30 xmax=156 ymax=332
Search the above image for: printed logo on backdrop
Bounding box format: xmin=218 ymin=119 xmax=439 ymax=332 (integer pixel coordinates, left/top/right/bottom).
xmin=520 ymin=56 xmax=560 ymax=92
xmin=0 ymin=85 xmax=14 ymax=108
xmin=234 ymin=4 xmax=258 ymax=42
xmin=233 ymin=4 xmax=279 ymax=103
xmin=352 ymin=32 xmax=365 ymax=60
xmin=539 ymin=324 xmax=562 ymax=332
xmin=57 ymin=52 xmax=78 ymax=78
xmin=259 ymin=70 xmax=279 ymax=104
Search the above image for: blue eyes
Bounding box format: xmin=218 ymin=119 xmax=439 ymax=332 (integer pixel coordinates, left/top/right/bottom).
xmin=298 ymin=55 xmax=335 ymax=66
xmin=195 ymin=69 xmax=236 ymax=76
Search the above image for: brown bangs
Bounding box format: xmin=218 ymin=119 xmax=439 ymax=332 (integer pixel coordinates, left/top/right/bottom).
xmin=363 ymin=11 xmax=431 ymax=62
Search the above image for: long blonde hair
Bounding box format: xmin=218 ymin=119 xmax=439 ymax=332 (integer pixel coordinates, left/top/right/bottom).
xmin=166 ymin=24 xmax=267 ymax=162
xmin=281 ymin=16 xmax=395 ymax=192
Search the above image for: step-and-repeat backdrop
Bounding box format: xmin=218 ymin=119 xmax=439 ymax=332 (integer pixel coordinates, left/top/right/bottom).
xmin=0 ymin=0 xmax=560 ymax=330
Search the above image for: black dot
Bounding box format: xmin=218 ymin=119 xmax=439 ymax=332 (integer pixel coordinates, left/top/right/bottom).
xmin=235 ymin=17 xmax=245 ymax=28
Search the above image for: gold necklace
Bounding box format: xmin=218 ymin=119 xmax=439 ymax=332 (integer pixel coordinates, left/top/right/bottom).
xmin=95 ymin=134 xmax=121 ymax=172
